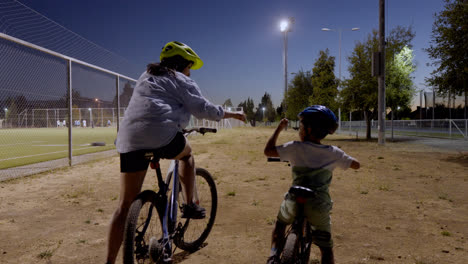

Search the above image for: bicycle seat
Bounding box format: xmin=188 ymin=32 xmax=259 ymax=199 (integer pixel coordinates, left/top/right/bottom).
xmin=288 ymin=186 xmax=315 ymax=199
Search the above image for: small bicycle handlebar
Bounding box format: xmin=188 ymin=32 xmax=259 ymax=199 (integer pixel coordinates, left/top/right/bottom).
xmin=182 ymin=127 xmax=217 ymax=135
xmin=267 ymin=157 xmax=281 ymax=162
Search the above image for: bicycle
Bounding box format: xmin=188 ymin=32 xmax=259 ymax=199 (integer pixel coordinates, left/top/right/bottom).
xmin=123 ymin=127 xmax=218 ymax=264
xmin=268 ymin=157 xmax=316 ymax=264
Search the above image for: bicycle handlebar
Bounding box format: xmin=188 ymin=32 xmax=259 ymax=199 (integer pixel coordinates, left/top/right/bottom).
xmin=182 ymin=127 xmax=217 ymax=135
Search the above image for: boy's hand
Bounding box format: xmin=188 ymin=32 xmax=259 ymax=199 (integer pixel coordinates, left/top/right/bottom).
xmin=264 ymin=118 xmax=288 ymax=157
xmin=278 ymin=118 xmax=289 ymax=130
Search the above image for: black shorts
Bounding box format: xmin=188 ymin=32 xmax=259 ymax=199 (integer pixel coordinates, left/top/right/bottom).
xmin=120 ymin=132 xmax=186 ymax=173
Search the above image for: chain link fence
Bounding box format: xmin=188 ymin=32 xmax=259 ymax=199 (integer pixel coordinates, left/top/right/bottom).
xmin=0 ymin=33 xmax=138 ymax=181
xmin=339 ymin=119 xmax=468 ymax=140
xmin=0 ymin=0 xmax=142 ymax=180
xmin=0 ymin=1 xmax=243 ymax=180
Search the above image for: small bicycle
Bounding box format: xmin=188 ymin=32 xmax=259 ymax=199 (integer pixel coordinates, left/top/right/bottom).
xmin=123 ymin=127 xmax=218 ymax=264
xmin=268 ymin=157 xmax=316 ymax=264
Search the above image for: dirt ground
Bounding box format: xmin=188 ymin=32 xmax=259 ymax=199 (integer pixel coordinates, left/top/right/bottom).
xmin=0 ymin=127 xmax=467 ymax=264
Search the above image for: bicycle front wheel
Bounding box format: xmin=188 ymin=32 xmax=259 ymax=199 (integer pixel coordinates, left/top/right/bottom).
xmin=166 ymin=168 xmax=218 ymax=252
xmin=123 ymin=190 xmax=165 ymax=264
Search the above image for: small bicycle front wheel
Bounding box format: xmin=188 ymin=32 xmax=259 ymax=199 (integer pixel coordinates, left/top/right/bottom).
xmin=281 ymin=228 xmax=300 ymax=264
xmin=123 ymin=190 xmax=165 ymax=264
xmin=167 ymin=168 xmax=218 ymax=252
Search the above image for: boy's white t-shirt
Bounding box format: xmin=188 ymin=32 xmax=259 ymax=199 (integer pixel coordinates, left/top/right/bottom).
xmin=276 ymin=141 xmax=354 ymax=171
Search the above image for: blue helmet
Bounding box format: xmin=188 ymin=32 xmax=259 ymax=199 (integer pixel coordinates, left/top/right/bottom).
xmin=298 ymin=105 xmax=338 ymax=138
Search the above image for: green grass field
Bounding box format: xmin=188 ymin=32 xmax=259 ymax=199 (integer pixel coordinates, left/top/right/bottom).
xmin=0 ymin=127 xmax=117 ymax=169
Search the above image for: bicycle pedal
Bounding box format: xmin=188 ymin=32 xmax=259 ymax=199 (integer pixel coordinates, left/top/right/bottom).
xmin=162 ymin=252 xmax=173 ymax=264
xmin=149 ymin=237 xmax=163 ymax=262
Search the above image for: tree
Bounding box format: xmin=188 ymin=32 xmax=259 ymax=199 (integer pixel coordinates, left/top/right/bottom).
xmin=426 ymin=0 xmax=468 ymax=98
xmin=387 ymin=46 xmax=416 ymax=115
xmin=238 ymin=97 xmax=255 ymax=121
xmin=340 ymin=26 xmax=415 ymax=139
xmin=340 ymin=41 xmax=376 ymax=139
xmin=255 ymin=92 xmax=275 ymax=122
xmin=5 ymin=97 xmax=18 ymax=127
xmin=309 ymin=49 xmax=339 ymax=112
xmin=62 ymin=89 xmax=82 ymax=108
xmin=284 ymin=70 xmax=314 ymax=120
xmin=222 ymin=98 xmax=233 ymax=107
xmin=117 ymin=82 xmax=134 ymax=107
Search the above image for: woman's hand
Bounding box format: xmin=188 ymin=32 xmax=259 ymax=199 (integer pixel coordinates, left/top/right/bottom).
xmin=224 ymin=112 xmax=247 ymax=123
xmin=235 ymin=113 xmax=247 ymax=122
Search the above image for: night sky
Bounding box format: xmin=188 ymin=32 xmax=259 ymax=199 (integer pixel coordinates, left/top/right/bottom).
xmin=5 ymin=0 xmax=446 ymax=107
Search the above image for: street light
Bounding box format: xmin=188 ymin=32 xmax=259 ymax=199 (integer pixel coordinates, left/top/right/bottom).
xmin=262 ymin=107 xmax=266 ymax=122
xmin=321 ymin=27 xmax=360 ymax=87
xmin=280 ymin=17 xmax=294 ymax=103
xmin=322 ymin=27 xmax=359 ymax=133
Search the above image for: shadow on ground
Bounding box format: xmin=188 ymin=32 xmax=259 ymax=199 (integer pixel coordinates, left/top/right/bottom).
xmin=444 ymin=153 xmax=468 ymax=167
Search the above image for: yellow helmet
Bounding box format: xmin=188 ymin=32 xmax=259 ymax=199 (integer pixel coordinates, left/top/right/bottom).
xmin=160 ymin=41 xmax=203 ymax=70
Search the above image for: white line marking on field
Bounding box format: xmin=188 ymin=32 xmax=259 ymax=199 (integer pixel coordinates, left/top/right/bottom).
xmin=32 ymin=144 xmax=68 ymax=147
xmin=0 ymin=147 xmax=102 ymax=162
xmin=0 ymin=141 xmax=47 ymax=147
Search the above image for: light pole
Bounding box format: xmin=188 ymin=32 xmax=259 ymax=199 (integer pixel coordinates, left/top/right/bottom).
xmin=95 ymin=98 xmax=103 ymax=127
xmin=88 ymin=108 xmax=92 ymax=128
xmin=4 ymin=108 xmax=7 ymax=121
xmin=321 ymin=27 xmax=360 ymax=87
xmin=280 ymin=17 xmax=294 ymax=106
xmin=262 ymin=107 xmax=266 ymax=123
xmin=322 ymin=27 xmax=359 ymax=133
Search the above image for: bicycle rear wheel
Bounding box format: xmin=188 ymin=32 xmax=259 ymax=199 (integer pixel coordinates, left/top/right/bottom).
xmin=281 ymin=228 xmax=300 ymax=264
xmin=166 ymin=168 xmax=217 ymax=252
xmin=123 ymin=190 xmax=165 ymax=264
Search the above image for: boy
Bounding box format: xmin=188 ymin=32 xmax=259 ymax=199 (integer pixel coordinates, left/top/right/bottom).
xmin=264 ymin=105 xmax=360 ymax=264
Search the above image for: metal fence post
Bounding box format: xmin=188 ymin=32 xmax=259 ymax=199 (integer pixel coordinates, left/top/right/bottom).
xmin=338 ymin=108 xmax=341 ymax=133
xmin=449 ymin=119 xmax=452 ymax=138
xmin=116 ymin=76 xmax=120 ymax=132
xmin=67 ymin=60 xmax=73 ymax=166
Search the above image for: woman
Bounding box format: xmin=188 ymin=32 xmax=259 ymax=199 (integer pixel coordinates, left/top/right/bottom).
xmin=106 ymin=41 xmax=246 ymax=264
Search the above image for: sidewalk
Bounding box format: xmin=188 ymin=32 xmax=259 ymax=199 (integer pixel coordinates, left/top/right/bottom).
xmin=337 ymin=130 xmax=468 ymax=153
xmin=0 ymin=149 xmax=117 ymax=182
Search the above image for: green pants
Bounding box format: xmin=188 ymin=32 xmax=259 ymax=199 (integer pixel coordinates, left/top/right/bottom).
xmin=277 ymin=193 xmax=333 ymax=248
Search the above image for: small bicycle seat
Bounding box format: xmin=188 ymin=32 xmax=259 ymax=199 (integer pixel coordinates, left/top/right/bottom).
xmin=288 ymin=185 xmax=315 ymax=202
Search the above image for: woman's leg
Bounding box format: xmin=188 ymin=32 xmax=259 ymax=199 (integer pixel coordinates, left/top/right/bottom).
xmin=174 ymin=140 xmax=195 ymax=203
xmin=106 ymin=170 xmax=147 ymax=264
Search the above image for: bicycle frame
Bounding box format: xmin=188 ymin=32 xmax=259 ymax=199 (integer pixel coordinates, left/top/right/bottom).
xmin=292 ymin=202 xmax=313 ymax=261
xmin=125 ymin=127 xmax=217 ymax=263
xmin=287 ymin=185 xmax=315 ymax=263
xmin=149 ymin=158 xmax=181 ymax=254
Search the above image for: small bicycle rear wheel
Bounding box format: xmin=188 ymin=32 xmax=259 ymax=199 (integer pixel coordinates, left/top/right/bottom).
xmin=123 ymin=190 xmax=165 ymax=264
xmin=281 ymin=228 xmax=300 ymax=264
xmin=166 ymin=168 xmax=218 ymax=252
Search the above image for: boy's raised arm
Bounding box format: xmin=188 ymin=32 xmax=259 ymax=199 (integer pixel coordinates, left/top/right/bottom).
xmin=264 ymin=118 xmax=289 ymax=157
